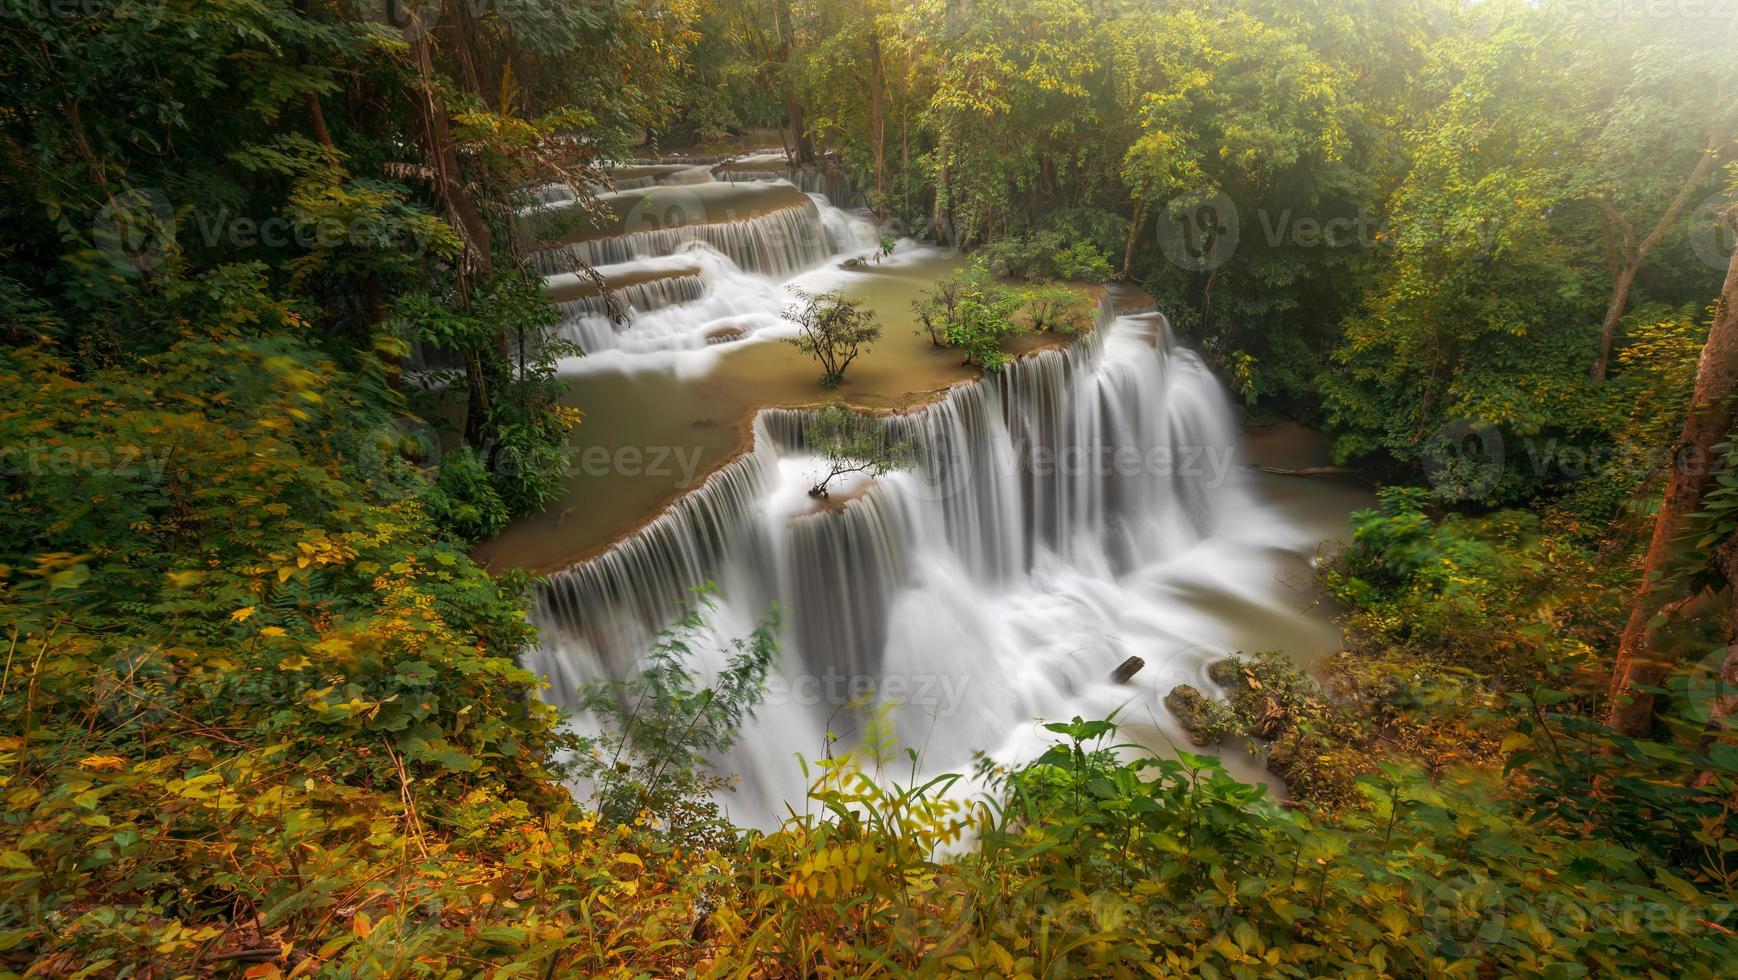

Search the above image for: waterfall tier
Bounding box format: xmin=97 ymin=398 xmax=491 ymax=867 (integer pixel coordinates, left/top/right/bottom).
xmin=527 ymin=296 xmax=1272 ymax=820
xmin=530 ymin=197 xmax=836 ymax=278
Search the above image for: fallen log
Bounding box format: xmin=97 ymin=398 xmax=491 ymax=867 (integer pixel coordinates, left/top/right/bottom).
xmin=1246 ymin=464 xmax=1364 ymax=478
xmin=1111 ymin=656 xmax=1145 ymax=684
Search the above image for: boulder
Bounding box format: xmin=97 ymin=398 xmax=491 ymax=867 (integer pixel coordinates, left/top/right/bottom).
xmin=1164 ymin=684 xmax=1219 ymax=747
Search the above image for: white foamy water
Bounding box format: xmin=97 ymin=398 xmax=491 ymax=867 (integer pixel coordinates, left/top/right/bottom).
xmin=542 ymin=185 xmax=883 ymax=363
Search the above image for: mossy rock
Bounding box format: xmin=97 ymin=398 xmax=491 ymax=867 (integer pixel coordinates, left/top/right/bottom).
xmin=1209 ymin=656 xmax=1290 ymax=740
xmin=1208 ymin=657 xmax=1250 ymax=694
xmin=1164 ymin=684 xmax=1220 ymax=746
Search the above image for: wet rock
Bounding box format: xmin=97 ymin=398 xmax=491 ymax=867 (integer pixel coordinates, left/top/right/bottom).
xmin=1164 ymin=684 xmax=1218 ymax=746
xmin=704 ymin=326 xmax=747 ymax=345
xmin=1208 ymin=657 xmax=1251 ymax=695
xmin=1111 ymin=655 xmax=1145 ymax=684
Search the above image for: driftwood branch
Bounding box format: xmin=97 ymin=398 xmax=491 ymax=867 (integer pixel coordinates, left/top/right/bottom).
xmin=1246 ymin=464 xmax=1364 ymax=478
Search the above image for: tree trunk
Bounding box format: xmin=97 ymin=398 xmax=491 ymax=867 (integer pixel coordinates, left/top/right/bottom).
xmin=408 ymin=31 xmax=493 ymax=286
xmin=1589 ymin=134 xmax=1728 ymax=381
xmin=1590 ymin=260 xmax=1640 ymax=382
xmin=291 ymin=0 xmax=334 ymax=148
xmin=1608 ymin=207 xmax=1738 ymax=736
xmin=774 ymin=0 xmax=813 ymax=165
xmin=868 ymin=30 xmax=887 ymax=218
xmin=1123 ymin=183 xmax=1150 ymax=278
xmin=408 ymin=27 xmax=503 ymax=446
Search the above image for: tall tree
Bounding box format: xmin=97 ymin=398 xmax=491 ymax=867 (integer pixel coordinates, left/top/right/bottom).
xmin=1608 ymin=201 xmax=1738 ymax=736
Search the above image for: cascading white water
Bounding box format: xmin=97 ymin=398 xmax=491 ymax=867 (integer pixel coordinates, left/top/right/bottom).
xmin=527 ymin=297 xmax=1308 ymax=823
xmin=717 ymin=169 xmax=862 ymax=209
xmin=538 ymin=195 xmax=879 ymax=353
xmin=531 ymin=197 xmax=838 ymax=278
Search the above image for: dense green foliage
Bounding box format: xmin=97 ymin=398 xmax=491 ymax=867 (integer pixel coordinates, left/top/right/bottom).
xmin=683 ymin=0 xmax=1734 ymax=447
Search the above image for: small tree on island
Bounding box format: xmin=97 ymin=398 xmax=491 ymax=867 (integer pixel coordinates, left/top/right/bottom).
xmin=945 ymin=294 xmax=1024 ymax=371
xmin=1019 ymin=281 xmax=1095 ymax=336
xmin=783 ymin=286 xmax=881 ymax=388
xmin=912 ymin=276 xmax=966 ymax=347
xmin=803 ymin=402 xmax=914 ymax=499
xmin=912 ymin=262 xmax=1025 ymax=368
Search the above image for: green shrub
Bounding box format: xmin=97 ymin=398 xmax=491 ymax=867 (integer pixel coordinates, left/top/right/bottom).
xmin=977 ymin=230 xmax=1114 ymax=282
xmin=422 ymin=445 xmax=510 ymax=541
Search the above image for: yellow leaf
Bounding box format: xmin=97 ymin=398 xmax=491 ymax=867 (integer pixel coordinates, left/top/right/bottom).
xmin=353 ymin=912 xmax=372 ymax=939
xmin=77 ymin=755 xmax=127 ymax=771
xmin=259 ymin=626 xmax=287 ymax=639
xmin=615 ymin=852 xmax=644 ymax=868
xmin=231 ymin=606 xmax=256 ymax=622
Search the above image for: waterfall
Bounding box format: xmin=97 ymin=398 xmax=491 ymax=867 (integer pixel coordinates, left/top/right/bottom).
xmin=530 ymin=198 xmax=838 ymax=278
xmin=717 ymin=168 xmax=862 ymax=208
xmin=534 ymin=196 xmax=879 ymax=354
xmin=527 ymin=296 xmax=1271 ymax=821
xmin=550 ymin=272 xmax=709 ymax=352
xmin=525 ymin=419 xmax=780 ymax=696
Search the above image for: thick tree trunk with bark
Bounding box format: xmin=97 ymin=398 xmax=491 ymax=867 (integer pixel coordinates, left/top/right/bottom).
xmin=775 ymin=0 xmax=813 ymax=165
xmin=407 ymin=27 xmax=505 ymax=446
xmin=1123 ymin=184 xmax=1150 ymax=278
xmin=868 ymin=30 xmax=887 ymax=217
xmin=1608 ymin=208 xmax=1738 ymax=735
